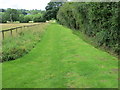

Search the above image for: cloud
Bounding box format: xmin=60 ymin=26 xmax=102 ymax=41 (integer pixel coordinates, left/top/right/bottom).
xmin=0 ymin=0 xmax=51 ymax=10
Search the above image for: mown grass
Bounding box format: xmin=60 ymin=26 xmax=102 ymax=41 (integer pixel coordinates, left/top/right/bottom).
xmin=2 ymin=23 xmax=48 ymax=62
xmin=2 ymin=22 xmax=118 ymax=88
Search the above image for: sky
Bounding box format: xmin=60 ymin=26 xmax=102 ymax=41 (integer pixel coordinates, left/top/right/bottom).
xmin=0 ymin=0 xmax=51 ymax=10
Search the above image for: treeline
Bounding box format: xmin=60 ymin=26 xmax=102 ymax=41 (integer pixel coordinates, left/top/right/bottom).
xmin=57 ymin=2 xmax=119 ymax=55
xmin=0 ymin=8 xmax=46 ymax=23
xmin=0 ymin=2 xmax=64 ymax=23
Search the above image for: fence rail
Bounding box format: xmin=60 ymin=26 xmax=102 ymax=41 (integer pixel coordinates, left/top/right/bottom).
xmin=0 ymin=24 xmax=40 ymax=39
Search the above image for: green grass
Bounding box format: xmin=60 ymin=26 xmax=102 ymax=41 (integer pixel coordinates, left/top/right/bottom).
xmin=2 ymin=22 xmax=118 ymax=88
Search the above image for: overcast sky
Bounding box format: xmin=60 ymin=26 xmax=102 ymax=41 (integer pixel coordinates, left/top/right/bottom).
xmin=0 ymin=0 xmax=51 ymax=10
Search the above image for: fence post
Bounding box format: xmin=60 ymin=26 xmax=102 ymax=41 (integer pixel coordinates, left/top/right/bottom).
xmin=16 ymin=28 xmax=17 ymax=33
xmin=10 ymin=29 xmax=12 ymax=36
xmin=2 ymin=31 xmax=4 ymax=40
xmin=21 ymin=27 xmax=22 ymax=31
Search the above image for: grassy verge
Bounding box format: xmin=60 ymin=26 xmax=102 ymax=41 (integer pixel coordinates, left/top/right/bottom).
xmin=72 ymin=30 xmax=119 ymax=59
xmin=2 ymin=23 xmax=48 ymax=62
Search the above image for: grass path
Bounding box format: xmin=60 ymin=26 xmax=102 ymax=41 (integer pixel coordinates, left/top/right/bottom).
xmin=3 ymin=23 xmax=118 ymax=88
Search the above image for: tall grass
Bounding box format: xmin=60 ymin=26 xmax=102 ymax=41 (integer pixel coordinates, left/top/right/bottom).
xmin=2 ymin=23 xmax=48 ymax=62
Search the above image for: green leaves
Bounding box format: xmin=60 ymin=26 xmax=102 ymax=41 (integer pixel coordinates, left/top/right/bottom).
xmin=44 ymin=2 xmax=63 ymax=20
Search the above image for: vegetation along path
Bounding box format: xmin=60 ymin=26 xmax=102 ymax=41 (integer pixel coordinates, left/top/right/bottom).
xmin=3 ymin=23 xmax=118 ymax=88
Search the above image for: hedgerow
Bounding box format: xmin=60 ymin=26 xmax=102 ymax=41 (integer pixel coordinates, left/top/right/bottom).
xmin=57 ymin=2 xmax=119 ymax=55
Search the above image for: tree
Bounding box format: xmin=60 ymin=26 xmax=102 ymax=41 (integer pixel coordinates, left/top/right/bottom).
xmin=0 ymin=12 xmax=7 ymax=23
xmin=23 ymin=15 xmax=32 ymax=23
xmin=18 ymin=9 xmax=27 ymax=15
xmin=19 ymin=14 xmax=25 ymax=23
xmin=44 ymin=2 xmax=65 ymax=20
xmin=0 ymin=9 xmax=6 ymax=12
xmin=5 ymin=8 xmax=19 ymax=22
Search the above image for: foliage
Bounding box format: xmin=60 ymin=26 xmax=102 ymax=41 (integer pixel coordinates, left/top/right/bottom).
xmin=5 ymin=8 xmax=19 ymax=22
xmin=57 ymin=2 xmax=119 ymax=54
xmin=1 ymin=8 xmax=46 ymax=23
xmin=33 ymin=14 xmax=46 ymax=22
xmin=43 ymin=2 xmax=64 ymax=20
xmin=0 ymin=12 xmax=7 ymax=23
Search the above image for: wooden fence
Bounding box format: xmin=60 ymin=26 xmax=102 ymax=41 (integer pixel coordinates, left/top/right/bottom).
xmin=0 ymin=24 xmax=40 ymax=40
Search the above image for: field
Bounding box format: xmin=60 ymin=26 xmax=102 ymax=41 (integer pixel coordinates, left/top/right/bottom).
xmin=1 ymin=23 xmax=39 ymax=30
xmin=2 ymin=22 xmax=118 ymax=88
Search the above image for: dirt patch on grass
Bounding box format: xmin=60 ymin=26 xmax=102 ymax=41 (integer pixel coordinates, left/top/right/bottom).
xmin=62 ymin=54 xmax=85 ymax=61
xmin=99 ymin=57 xmax=108 ymax=61
xmin=100 ymin=65 xmax=105 ymax=68
xmin=73 ymin=54 xmax=81 ymax=57
xmin=66 ymin=81 xmax=76 ymax=88
xmin=65 ymin=72 xmax=74 ymax=78
xmin=100 ymin=80 xmax=108 ymax=82
xmin=111 ymin=69 xmax=118 ymax=74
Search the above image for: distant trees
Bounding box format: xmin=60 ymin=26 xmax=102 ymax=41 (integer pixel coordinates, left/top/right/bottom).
xmin=18 ymin=9 xmax=27 ymax=15
xmin=0 ymin=12 xmax=6 ymax=23
xmin=0 ymin=1 xmax=67 ymax=23
xmin=5 ymin=8 xmax=19 ymax=22
xmin=0 ymin=8 xmax=19 ymax=23
xmin=0 ymin=9 xmax=6 ymax=12
xmin=33 ymin=14 xmax=45 ymax=22
xmin=0 ymin=8 xmax=46 ymax=23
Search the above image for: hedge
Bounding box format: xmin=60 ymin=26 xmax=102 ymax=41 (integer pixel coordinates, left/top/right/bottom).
xmin=57 ymin=2 xmax=119 ymax=55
